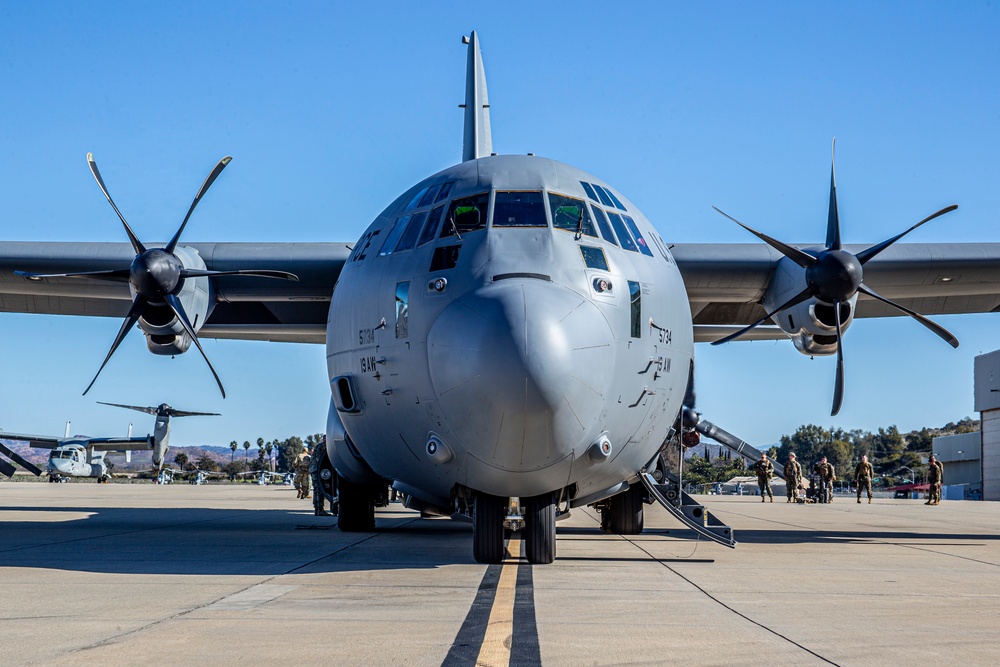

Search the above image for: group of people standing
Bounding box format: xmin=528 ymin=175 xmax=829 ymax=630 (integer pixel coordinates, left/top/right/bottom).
xmin=751 ymin=452 xmax=944 ymax=505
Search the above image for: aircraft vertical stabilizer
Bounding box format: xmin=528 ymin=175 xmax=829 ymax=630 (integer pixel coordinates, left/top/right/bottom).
xmin=462 ymin=31 xmax=492 ymax=162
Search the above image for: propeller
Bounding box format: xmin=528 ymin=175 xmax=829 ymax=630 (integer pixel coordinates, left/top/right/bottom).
xmin=711 ymin=139 xmax=959 ymax=416
xmin=98 ymin=401 xmax=220 ymax=418
xmin=17 ymin=154 xmax=299 ymax=398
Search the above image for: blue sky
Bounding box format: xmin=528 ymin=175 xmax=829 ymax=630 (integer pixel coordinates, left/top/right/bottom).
xmin=1 ymin=2 xmax=998 ymax=447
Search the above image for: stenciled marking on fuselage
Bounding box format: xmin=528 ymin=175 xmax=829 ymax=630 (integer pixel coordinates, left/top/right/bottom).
xmin=358 ymin=328 xmax=376 ymax=345
xmin=360 ymin=355 xmax=378 ymax=374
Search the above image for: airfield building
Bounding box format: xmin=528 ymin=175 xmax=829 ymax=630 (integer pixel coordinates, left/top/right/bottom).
xmin=974 ymin=350 xmax=1000 ymax=501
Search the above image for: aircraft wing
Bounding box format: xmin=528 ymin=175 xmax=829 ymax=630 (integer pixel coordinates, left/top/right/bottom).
xmin=674 ymin=242 xmax=1000 ymax=341
xmin=0 ymin=242 xmax=350 ymax=344
xmin=86 ymin=437 xmax=154 ymax=452
xmin=0 ymin=432 xmax=65 ymax=449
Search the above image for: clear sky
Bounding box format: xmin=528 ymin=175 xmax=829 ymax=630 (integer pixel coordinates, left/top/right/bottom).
xmin=1 ymin=2 xmax=998 ymax=448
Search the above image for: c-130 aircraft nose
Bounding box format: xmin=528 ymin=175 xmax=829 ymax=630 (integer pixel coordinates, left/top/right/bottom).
xmin=427 ymin=279 xmax=615 ymax=476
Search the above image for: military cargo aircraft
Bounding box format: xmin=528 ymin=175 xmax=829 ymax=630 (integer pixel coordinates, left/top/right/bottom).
xmin=2 ymin=33 xmax=999 ymax=563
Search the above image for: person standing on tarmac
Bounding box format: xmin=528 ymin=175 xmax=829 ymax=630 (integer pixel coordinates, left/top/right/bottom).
xmin=310 ymin=439 xmax=333 ymax=516
xmin=784 ymin=453 xmax=802 ymax=503
xmin=926 ymin=454 xmax=944 ymax=505
xmin=855 ymin=454 xmax=874 ymax=504
xmin=814 ymin=456 xmax=836 ymax=503
xmin=294 ymin=450 xmax=312 ymax=500
xmin=753 ymin=453 xmax=774 ymax=503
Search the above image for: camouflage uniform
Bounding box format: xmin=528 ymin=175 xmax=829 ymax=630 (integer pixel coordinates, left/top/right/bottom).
xmin=814 ymin=461 xmax=836 ymax=503
xmin=855 ymin=460 xmax=874 ymax=503
xmin=753 ymin=458 xmax=774 ymax=502
xmin=927 ymin=459 xmax=944 ymax=505
xmin=309 ymin=441 xmax=332 ymax=515
xmin=294 ymin=453 xmax=311 ymax=499
xmin=784 ymin=459 xmax=802 ymax=502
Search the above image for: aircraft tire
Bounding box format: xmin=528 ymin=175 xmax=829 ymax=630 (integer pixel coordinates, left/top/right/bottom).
xmin=473 ymin=492 xmax=506 ymax=564
xmin=607 ymin=485 xmax=644 ymax=535
xmin=336 ymin=474 xmax=376 ymax=532
xmin=524 ymin=492 xmax=556 ymax=564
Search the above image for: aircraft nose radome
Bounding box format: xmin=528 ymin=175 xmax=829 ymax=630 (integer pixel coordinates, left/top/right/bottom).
xmin=427 ymin=281 xmax=614 ymax=472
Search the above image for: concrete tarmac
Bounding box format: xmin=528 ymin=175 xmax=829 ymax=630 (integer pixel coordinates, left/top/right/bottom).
xmin=1 ymin=482 xmax=998 ymax=666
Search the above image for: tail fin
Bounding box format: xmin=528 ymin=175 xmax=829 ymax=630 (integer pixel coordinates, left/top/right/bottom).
xmin=462 ymin=31 xmax=493 ymax=162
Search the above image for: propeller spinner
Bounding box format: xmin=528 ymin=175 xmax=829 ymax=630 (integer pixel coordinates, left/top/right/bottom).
xmin=711 ymin=140 xmax=959 ymax=416
xmin=17 ymin=154 xmax=299 ymax=398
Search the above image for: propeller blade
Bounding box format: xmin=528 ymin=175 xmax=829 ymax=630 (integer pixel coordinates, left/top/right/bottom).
xmin=832 ymin=300 xmax=845 ymax=416
xmin=87 ymin=153 xmax=146 ymax=255
xmin=165 ymin=156 xmax=233 ymax=254
xmin=84 ymin=296 xmax=146 ymax=395
xmin=711 ymin=286 xmax=814 ymax=346
xmin=0 ymin=442 xmax=44 ymax=476
xmin=857 ymin=284 xmax=959 ymax=348
xmin=164 ymin=293 xmax=226 ymax=398
xmin=15 ymin=269 xmax=130 ymax=281
xmin=826 ymin=138 xmax=841 ymax=251
xmin=97 ymin=401 xmax=159 ymax=415
xmin=712 ymin=206 xmax=818 ymax=268
xmin=163 ymin=409 xmax=221 ymax=418
xmin=178 ymin=268 xmax=299 ymax=281
xmin=856 ymin=204 xmax=958 ymax=265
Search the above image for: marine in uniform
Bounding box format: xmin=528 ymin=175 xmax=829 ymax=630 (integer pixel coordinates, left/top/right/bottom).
xmin=294 ymin=451 xmax=312 ymax=499
xmin=753 ymin=453 xmax=774 ymax=502
xmin=310 ymin=440 xmax=332 ymax=516
xmin=926 ymin=455 xmax=944 ymax=505
xmin=814 ymin=456 xmax=836 ymax=503
xmin=784 ymin=453 xmax=802 ymax=503
xmin=855 ymin=454 xmax=874 ymax=503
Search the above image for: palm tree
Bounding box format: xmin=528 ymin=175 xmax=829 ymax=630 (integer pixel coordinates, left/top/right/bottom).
xmin=265 ymin=441 xmax=274 ymax=472
xmin=229 ymin=441 xmax=239 ymax=481
xmin=243 ymin=440 xmax=251 ymax=473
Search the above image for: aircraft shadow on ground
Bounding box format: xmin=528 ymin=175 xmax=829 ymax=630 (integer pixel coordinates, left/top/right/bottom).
xmin=0 ymin=505 xmax=480 ymax=575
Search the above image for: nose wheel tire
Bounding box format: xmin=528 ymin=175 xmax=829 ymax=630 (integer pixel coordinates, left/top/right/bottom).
xmin=524 ymin=492 xmax=556 ymax=564
xmin=336 ymin=474 xmax=376 ymax=532
xmin=605 ymin=485 xmax=644 ymax=535
xmin=473 ymin=492 xmax=506 ymax=564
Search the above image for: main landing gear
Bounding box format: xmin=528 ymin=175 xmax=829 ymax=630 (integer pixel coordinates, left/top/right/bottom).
xmin=336 ymin=473 xmax=387 ymax=532
xmin=600 ymin=485 xmax=645 ymax=535
xmin=472 ymin=491 xmax=558 ymax=565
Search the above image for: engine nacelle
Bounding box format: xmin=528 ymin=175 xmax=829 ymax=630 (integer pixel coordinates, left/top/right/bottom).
xmin=136 ymin=246 xmax=211 ymax=356
xmin=764 ymin=255 xmax=857 ymax=357
xmin=326 ymin=399 xmax=382 ymax=485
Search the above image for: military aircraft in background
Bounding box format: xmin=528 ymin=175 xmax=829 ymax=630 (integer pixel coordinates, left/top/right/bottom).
xmin=2 ymin=32 xmax=999 ymax=563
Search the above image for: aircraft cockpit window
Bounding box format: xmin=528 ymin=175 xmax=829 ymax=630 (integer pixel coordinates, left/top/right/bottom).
xmin=394 ymin=210 xmax=429 ymax=253
xmin=580 ymin=246 xmax=609 ymax=271
xmin=417 ymin=204 xmax=444 ymax=247
xmin=405 ymin=187 xmax=430 ymax=212
xmin=607 ymin=211 xmax=639 ymax=252
xmin=590 ymin=207 xmax=619 ymax=246
xmin=378 ymin=215 xmax=411 ymax=256
xmin=622 ymin=215 xmax=654 ymax=257
xmin=580 ymin=181 xmax=599 ymax=201
xmin=602 ymin=187 xmax=627 ymax=211
xmin=629 ymin=281 xmax=642 ymax=338
xmin=418 ymin=185 xmax=441 ymax=209
xmin=549 ymin=193 xmax=597 ymax=237
xmin=592 ymin=185 xmax=615 ymax=208
xmin=395 ymin=282 xmax=409 ymax=339
xmin=440 ymin=193 xmax=489 ymax=237
xmin=436 ymin=181 xmax=454 ymax=202
xmin=493 ymin=191 xmax=547 ymax=227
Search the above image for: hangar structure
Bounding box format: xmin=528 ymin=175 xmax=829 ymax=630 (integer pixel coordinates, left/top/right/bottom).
xmin=974 ymin=350 xmax=1000 ymax=501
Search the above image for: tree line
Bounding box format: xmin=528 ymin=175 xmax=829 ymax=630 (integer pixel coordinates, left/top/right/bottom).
xmin=171 ymin=434 xmax=324 ymax=477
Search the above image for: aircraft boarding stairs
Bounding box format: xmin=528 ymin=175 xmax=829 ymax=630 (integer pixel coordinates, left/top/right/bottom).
xmin=637 ymin=409 xmax=789 ymax=549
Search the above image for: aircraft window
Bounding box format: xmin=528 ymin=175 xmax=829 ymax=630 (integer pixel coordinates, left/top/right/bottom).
xmin=622 ymin=216 xmax=654 ymax=257
xmin=493 ymin=191 xmax=547 ymax=227
xmin=629 ymin=281 xmax=641 ymax=338
xmin=604 ymin=188 xmax=627 ymax=211
xmin=590 ymin=207 xmax=618 ymax=246
xmin=395 ymin=282 xmax=409 ymax=338
xmin=405 ymin=187 xmax=429 ymax=211
xmin=436 ymin=181 xmax=454 ymax=202
xmin=378 ymin=216 xmax=411 ymax=256
xmin=580 ymin=246 xmax=609 ymax=271
xmin=418 ymin=184 xmax=441 ymax=209
xmin=430 ymin=244 xmax=461 ymax=271
xmin=440 ymin=193 xmax=489 ymax=237
xmin=549 ymin=193 xmax=597 ymax=237
xmin=417 ymin=204 xmax=444 ymax=247
xmin=593 ymin=185 xmax=614 ymax=208
xmin=580 ymin=181 xmax=599 ymax=202
xmin=394 ymin=210 xmax=429 ymax=253
xmin=607 ymin=212 xmax=639 ymax=252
